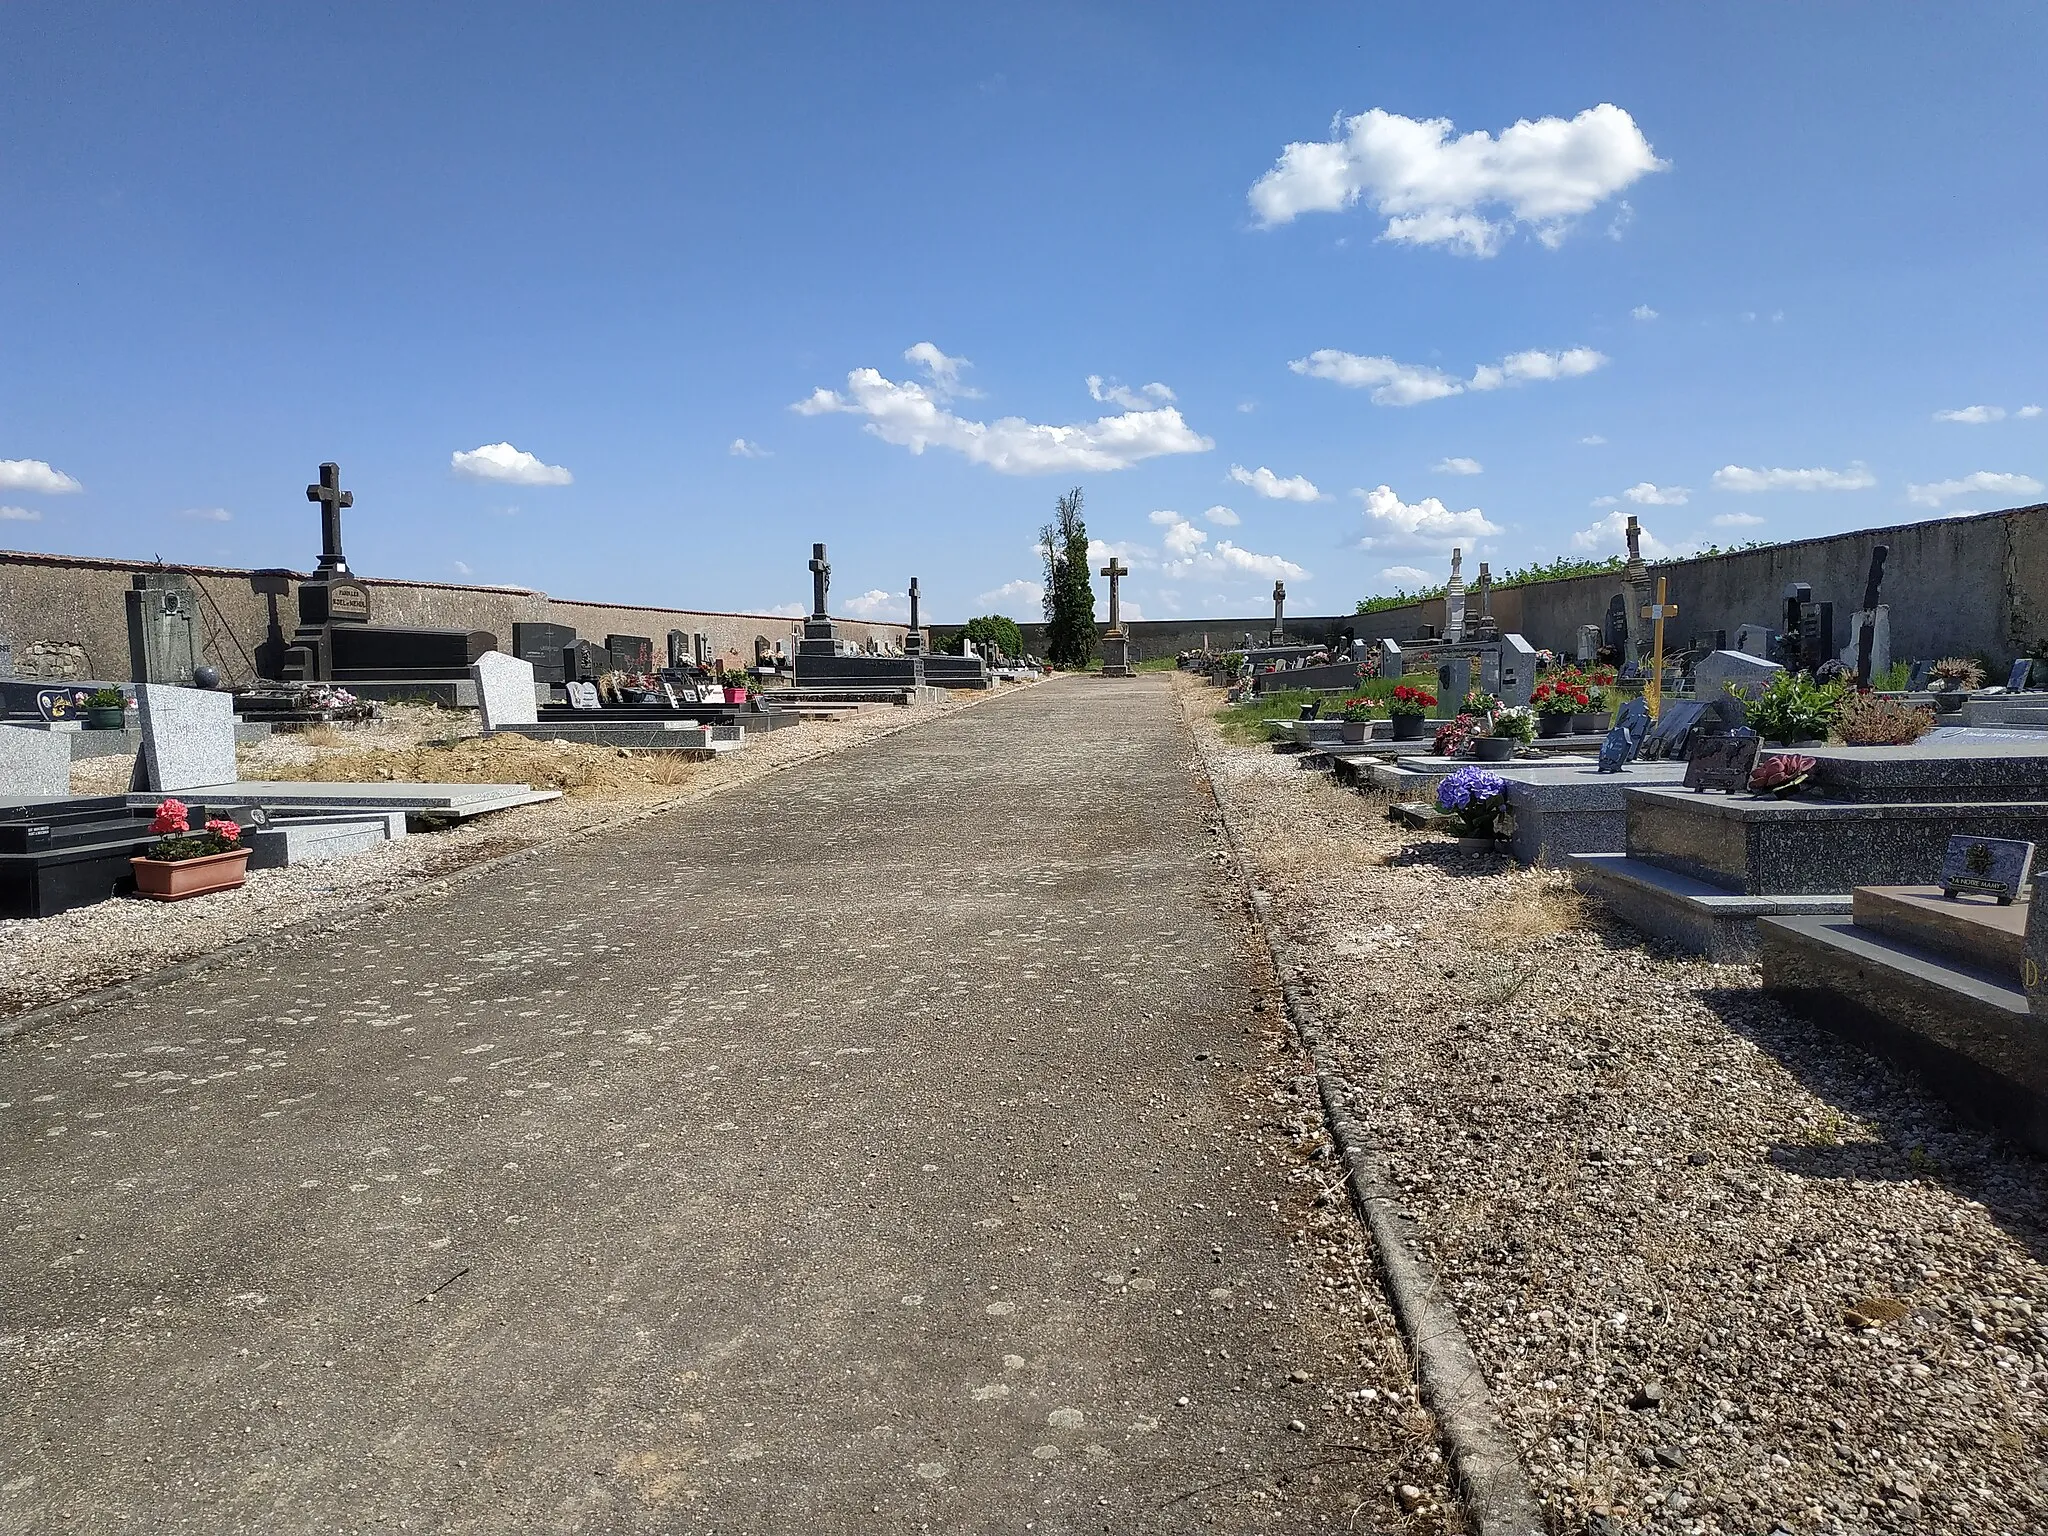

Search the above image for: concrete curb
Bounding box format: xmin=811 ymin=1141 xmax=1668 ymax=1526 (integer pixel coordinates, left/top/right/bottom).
xmin=0 ymin=682 xmax=1033 ymax=1047
xmin=1186 ymin=713 xmax=1546 ymax=1536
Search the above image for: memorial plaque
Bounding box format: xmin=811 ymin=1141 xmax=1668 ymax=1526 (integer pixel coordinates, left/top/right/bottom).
xmin=1940 ymin=835 xmax=2035 ymax=905
xmin=1684 ymin=732 xmax=1761 ymax=793
xmin=566 ymin=681 xmax=602 ymax=711
xmin=2008 ymin=658 xmax=2034 ymax=693
xmin=34 ymin=687 xmax=91 ymax=723
xmin=1639 ymin=699 xmax=1710 ymax=761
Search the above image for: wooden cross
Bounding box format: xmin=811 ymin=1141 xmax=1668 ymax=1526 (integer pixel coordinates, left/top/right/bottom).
xmin=1641 ymin=577 xmax=1678 ymax=717
xmin=1099 ymin=557 xmax=1129 ymax=633
xmin=305 ymin=461 xmax=352 ymax=573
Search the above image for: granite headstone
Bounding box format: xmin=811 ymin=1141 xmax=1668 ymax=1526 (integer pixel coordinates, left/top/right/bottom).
xmin=134 ymin=683 xmax=237 ymax=792
xmin=1596 ymin=695 xmax=1652 ymax=774
xmin=0 ymin=723 xmax=73 ymax=799
xmin=566 ymin=681 xmax=602 ymax=711
xmin=472 ymin=650 xmax=540 ymax=733
xmin=1683 ymin=732 xmax=1761 ymax=793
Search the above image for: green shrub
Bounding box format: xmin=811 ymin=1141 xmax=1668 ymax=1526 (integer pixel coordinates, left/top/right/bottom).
xmin=1740 ymin=672 xmax=1849 ymax=744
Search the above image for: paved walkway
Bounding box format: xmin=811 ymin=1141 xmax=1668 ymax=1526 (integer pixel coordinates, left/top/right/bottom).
xmin=3 ymin=677 xmax=1410 ymax=1532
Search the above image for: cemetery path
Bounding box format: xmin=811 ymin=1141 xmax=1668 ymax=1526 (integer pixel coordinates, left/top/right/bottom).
xmin=0 ymin=676 xmax=1438 ymax=1534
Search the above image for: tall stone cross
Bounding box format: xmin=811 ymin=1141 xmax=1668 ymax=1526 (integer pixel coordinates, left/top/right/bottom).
xmin=1855 ymin=543 xmax=1890 ymax=686
xmin=1099 ymin=557 xmax=1129 ymax=633
xmin=1272 ymin=579 xmax=1286 ymax=627
xmin=1641 ymin=576 xmax=1678 ymax=717
xmin=305 ymin=461 xmax=353 ymax=574
xmin=808 ymin=543 xmax=831 ymax=619
xmin=907 ymin=576 xmax=921 ymax=632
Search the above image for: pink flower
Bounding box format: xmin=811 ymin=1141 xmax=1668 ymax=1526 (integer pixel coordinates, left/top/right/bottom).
xmin=204 ymin=818 xmax=242 ymax=845
xmin=150 ymin=798 xmax=190 ymax=835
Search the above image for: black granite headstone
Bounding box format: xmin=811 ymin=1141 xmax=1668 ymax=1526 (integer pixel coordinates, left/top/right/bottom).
xmin=1639 ymin=699 xmax=1710 ymax=761
xmin=607 ymin=634 xmax=654 ymax=674
xmin=1683 ymin=732 xmax=1760 ymax=793
xmin=1940 ymin=835 xmax=2034 ymax=904
xmin=564 ymin=640 xmax=609 ymax=681
xmin=513 ymin=622 xmax=576 ymax=684
xmin=2009 ymin=659 xmax=2033 ymax=693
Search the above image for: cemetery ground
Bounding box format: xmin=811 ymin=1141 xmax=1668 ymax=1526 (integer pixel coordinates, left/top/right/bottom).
xmin=0 ymin=675 xmax=1464 ymax=1534
xmin=1178 ymin=673 xmax=2048 ymax=1534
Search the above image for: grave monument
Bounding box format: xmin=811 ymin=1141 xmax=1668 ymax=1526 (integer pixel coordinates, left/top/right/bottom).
xmin=1100 ymin=557 xmax=1133 ymax=677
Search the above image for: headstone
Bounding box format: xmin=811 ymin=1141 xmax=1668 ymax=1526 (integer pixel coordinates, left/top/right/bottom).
xmin=667 ymin=630 xmax=689 ymax=669
xmin=1576 ymin=624 xmax=1601 ymax=664
xmin=1906 ymin=659 xmax=1934 ymax=691
xmin=1941 ymin=835 xmax=2035 ymax=905
xmin=1437 ymin=656 xmax=1474 ymax=709
xmin=1377 ymin=639 xmax=1403 ymax=680
xmin=566 ymin=681 xmax=602 ymax=711
xmin=35 ymin=686 xmax=92 ymax=723
xmin=0 ymin=723 xmax=72 ymax=799
xmin=563 ymin=639 xmax=609 ymax=681
xmin=1639 ymin=698 xmax=1712 ymax=761
xmin=1596 ymin=695 xmax=1652 ymax=774
xmin=125 ymin=571 xmax=202 ymax=685
xmin=1443 ymin=549 xmax=1466 ymax=644
xmin=1498 ymin=634 xmax=1536 ymax=707
xmin=2009 ymin=659 xmax=2034 ymax=693
xmin=606 ymin=634 xmax=654 ymax=675
xmin=0 ymin=634 xmax=12 ymax=679
xmin=512 ymin=622 xmax=576 ymax=684
xmin=1840 ymin=606 xmax=1890 ymax=683
xmin=472 ymin=651 xmax=539 ymax=732
xmin=1733 ymin=623 xmax=1775 ymax=658
xmin=1683 ymin=732 xmax=1761 ymax=793
xmin=1270 ymin=579 xmax=1287 ymax=644
xmin=1852 ymin=543 xmax=1890 ymax=686
xmin=1694 ymin=650 xmax=1784 ymax=706
xmin=133 ymin=683 xmax=237 ymax=792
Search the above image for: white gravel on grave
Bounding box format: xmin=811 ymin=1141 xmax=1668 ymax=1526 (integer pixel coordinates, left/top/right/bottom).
xmin=1183 ymin=680 xmax=2048 ymax=1536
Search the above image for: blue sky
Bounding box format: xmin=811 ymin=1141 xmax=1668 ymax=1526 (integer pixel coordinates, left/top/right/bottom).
xmin=3 ymin=4 xmax=2043 ymax=626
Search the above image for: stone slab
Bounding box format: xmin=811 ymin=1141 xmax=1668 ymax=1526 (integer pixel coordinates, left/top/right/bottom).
xmin=1568 ymin=853 xmax=1850 ymax=959
xmin=496 ymin=722 xmax=739 ymax=753
xmin=1853 ymin=885 xmax=2027 ymax=978
xmin=1498 ymin=761 xmax=1693 ymax=867
xmin=1692 ymin=649 xmax=1782 ymax=706
xmin=473 ymin=650 xmax=540 ymax=732
xmin=244 ymin=818 xmax=396 ymax=872
xmin=1760 ymin=915 xmax=2048 ymax=1156
xmin=135 ymin=684 xmax=238 ymax=793
xmin=123 ymin=782 xmax=562 ymax=819
xmin=0 ymin=723 xmax=75 ymax=799
xmin=1796 ymin=739 xmax=2048 ymax=802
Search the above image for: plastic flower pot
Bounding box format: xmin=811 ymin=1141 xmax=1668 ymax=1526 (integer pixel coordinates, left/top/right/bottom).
xmin=1933 ymin=692 xmax=1965 ymax=714
xmin=1572 ymin=711 xmax=1607 ymax=735
xmin=85 ymin=707 xmax=127 ymax=730
xmin=1391 ymin=713 xmax=1427 ymax=741
xmin=130 ymin=848 xmax=251 ymax=902
xmin=726 ymin=687 xmax=749 ymax=704
xmin=1340 ymin=720 xmax=1369 ymax=745
xmin=1537 ymin=712 xmax=1574 ymax=739
xmin=1472 ymin=735 xmax=1515 ymax=761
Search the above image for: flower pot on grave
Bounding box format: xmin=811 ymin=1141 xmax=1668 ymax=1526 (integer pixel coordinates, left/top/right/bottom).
xmin=129 ymin=848 xmax=252 ymax=902
xmin=1454 ymin=835 xmax=1498 ymax=853
xmin=726 ymin=687 xmax=750 ymax=705
xmin=1933 ymin=691 xmax=1965 ymax=714
xmin=84 ymin=707 xmax=127 ymax=730
xmin=1537 ymin=712 xmax=1573 ymax=739
xmin=1340 ymin=720 xmax=1369 ymax=745
xmin=1571 ymin=712 xmax=1607 ymax=736
xmin=1391 ymin=713 xmax=1427 ymax=741
xmin=1472 ymin=735 xmax=1515 ymax=762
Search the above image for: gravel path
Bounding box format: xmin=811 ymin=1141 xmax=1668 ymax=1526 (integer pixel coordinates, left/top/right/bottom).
xmin=2 ymin=675 xmax=1459 ymax=1533
xmin=1181 ymin=676 xmax=2048 ymax=1536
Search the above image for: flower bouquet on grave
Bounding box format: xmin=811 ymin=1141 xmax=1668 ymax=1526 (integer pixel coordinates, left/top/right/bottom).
xmin=1532 ymin=679 xmax=1592 ymax=738
xmin=1749 ymin=753 xmax=1818 ymax=798
xmin=1388 ymin=684 xmax=1436 ymax=741
xmin=130 ymin=798 xmax=251 ymax=901
xmin=1462 ymin=686 xmax=1501 ymax=717
xmin=1490 ymin=705 xmax=1536 ymax=745
xmin=1434 ymin=765 xmax=1508 ymax=843
xmin=1432 ymin=713 xmax=1481 ymax=756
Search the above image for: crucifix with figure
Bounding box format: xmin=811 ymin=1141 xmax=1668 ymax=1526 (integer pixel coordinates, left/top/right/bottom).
xmin=808 ymin=543 xmax=832 ymax=620
xmin=306 ymin=462 xmax=353 ymax=574
xmin=1100 ymin=557 xmax=1129 ymax=635
xmin=1642 ymin=577 xmax=1678 ymax=717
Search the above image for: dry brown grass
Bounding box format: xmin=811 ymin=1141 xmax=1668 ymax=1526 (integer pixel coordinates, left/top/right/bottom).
xmin=290 ymin=724 xmax=350 ymax=748
xmin=1475 ymin=876 xmax=1589 ymax=946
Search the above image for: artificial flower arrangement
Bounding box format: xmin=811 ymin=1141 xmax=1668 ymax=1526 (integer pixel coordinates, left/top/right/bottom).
xmin=1435 ymin=765 xmax=1508 ymax=838
xmin=1387 ymin=684 xmax=1436 ymax=717
xmin=1749 ymin=753 xmax=1817 ymax=798
xmin=1928 ymin=657 xmax=1985 ymax=691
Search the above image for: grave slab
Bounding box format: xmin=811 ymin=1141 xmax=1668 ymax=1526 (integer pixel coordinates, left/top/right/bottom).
xmin=134 ymin=684 xmax=237 ymax=792
xmin=244 ymin=817 xmax=399 ymax=871
xmin=1568 ymin=853 xmax=1850 ymax=960
xmin=0 ymin=724 xmax=74 ymax=799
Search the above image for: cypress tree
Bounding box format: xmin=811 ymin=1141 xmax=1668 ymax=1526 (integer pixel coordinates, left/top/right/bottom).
xmin=1039 ymin=486 xmax=1098 ymax=668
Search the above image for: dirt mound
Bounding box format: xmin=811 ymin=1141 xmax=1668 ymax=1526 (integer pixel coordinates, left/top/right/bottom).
xmin=253 ymin=733 xmax=702 ymax=797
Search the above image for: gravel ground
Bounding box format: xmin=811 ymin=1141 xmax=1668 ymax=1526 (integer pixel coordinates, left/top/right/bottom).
xmin=1179 ymin=675 xmax=2048 ymax=1536
xmin=3 ymin=689 xmax=1011 ymax=1022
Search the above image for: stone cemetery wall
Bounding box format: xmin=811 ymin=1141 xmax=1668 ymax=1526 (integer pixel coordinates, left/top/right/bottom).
xmin=0 ymin=549 xmax=907 ymax=686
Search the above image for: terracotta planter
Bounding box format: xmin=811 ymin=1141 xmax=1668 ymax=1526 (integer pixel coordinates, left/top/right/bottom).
xmin=1340 ymin=720 xmax=1370 ymax=745
xmin=1536 ymin=711 xmax=1574 ymax=739
xmin=130 ymin=848 xmax=251 ymax=902
xmin=1472 ymin=735 xmax=1515 ymax=761
xmin=1391 ymin=713 xmax=1427 ymax=741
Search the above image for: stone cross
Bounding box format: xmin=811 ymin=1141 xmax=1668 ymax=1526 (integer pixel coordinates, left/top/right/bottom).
xmin=1625 ymin=516 xmax=1642 ymax=564
xmin=1272 ymin=580 xmax=1286 ymax=626
xmin=1855 ymin=543 xmax=1890 ymax=687
xmin=907 ymin=576 xmax=921 ymax=632
xmin=1100 ymin=558 xmax=1129 ymax=633
xmin=1641 ymin=577 xmax=1679 ymax=717
xmin=306 ymin=461 xmax=353 ymax=574
xmin=1443 ymin=546 xmax=1467 ymax=643
xmin=808 ymin=543 xmax=831 ymax=619
xmin=1475 ymin=562 xmax=1492 ymax=616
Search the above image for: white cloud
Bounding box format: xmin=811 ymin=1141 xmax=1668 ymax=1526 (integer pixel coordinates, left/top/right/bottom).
xmin=1580 ymin=434 xmax=1607 ymax=445
xmin=1712 ymin=463 xmax=1876 ymax=493
xmin=729 ymin=437 xmax=771 ymax=458
xmin=793 ymin=358 xmax=1213 ymax=475
xmin=1469 ymin=347 xmax=1607 ymax=391
xmin=903 ymin=342 xmax=979 ymax=399
xmin=1712 ymin=511 xmax=1766 ymax=528
xmin=1248 ymin=103 xmax=1665 ymax=255
xmin=180 ymin=506 xmax=232 ymax=522
xmin=977 ymin=578 xmax=1045 ymax=615
xmin=453 ymin=560 xmax=473 ymax=577
xmin=1621 ymin=481 xmax=1689 ymax=506
xmin=1434 ymin=456 xmax=1483 ymax=475
xmin=843 ymin=588 xmax=909 ymax=622
xmin=1379 ymin=564 xmax=1435 ymax=587
xmin=1354 ymin=484 xmax=1501 ymax=551
xmin=1150 ymin=513 xmax=1308 ymax=582
xmin=1203 ymin=504 xmax=1241 ymax=526
xmin=0 ymin=505 xmax=44 ymax=521
xmin=1157 ymin=516 xmax=1209 ymax=557
xmin=0 ymin=459 xmax=82 ymax=494
xmin=451 ymin=442 xmax=573 ymax=486
xmin=1905 ymin=470 xmax=2046 ymax=507
xmin=2020 ymin=405 xmax=2043 ymax=419
xmin=1589 ymin=495 xmax=1619 ymax=508
xmin=1631 ymin=304 xmax=1658 ymax=321
xmin=1228 ymin=463 xmax=1322 ymax=502
xmin=1573 ymin=509 xmax=1688 ymax=558
xmin=1934 ymin=405 xmax=2004 ymax=424
xmin=762 ymin=602 xmax=808 ymax=620
xmin=1291 ymin=345 xmax=1605 ymax=404
xmin=1086 ymin=375 xmax=1176 ymax=411
xmin=1236 ymin=401 xmax=1258 ymax=413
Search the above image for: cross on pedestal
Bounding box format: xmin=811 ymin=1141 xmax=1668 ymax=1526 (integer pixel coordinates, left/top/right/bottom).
xmin=305 ymin=462 xmax=353 ymax=574
xmin=808 ymin=543 xmax=832 ymax=619
xmin=1100 ymin=557 xmax=1129 ymax=634
xmin=1642 ymin=577 xmax=1678 ymax=718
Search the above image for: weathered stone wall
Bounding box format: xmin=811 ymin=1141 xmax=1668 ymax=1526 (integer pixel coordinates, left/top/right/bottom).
xmin=0 ymin=550 xmax=906 ymax=686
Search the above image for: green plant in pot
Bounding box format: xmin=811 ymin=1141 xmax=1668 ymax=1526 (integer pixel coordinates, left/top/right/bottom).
xmin=83 ymin=687 xmax=128 ymax=730
xmin=1472 ymin=704 xmax=1533 ymax=760
xmin=1739 ymin=671 xmax=1849 ymax=745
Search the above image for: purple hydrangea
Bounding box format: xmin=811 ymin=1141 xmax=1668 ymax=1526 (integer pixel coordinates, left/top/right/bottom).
xmin=1436 ymin=765 xmax=1506 ymax=813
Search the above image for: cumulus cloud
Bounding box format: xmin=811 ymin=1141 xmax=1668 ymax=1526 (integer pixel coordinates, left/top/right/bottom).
xmin=1086 ymin=375 xmax=1176 ymax=411
xmin=1711 ymin=463 xmax=1875 ymax=493
xmin=1573 ymin=509 xmax=1688 ymax=558
xmin=453 ymin=561 xmax=473 ymax=577
xmin=1228 ymin=463 xmax=1323 ymax=501
xmin=1620 ymin=481 xmax=1689 ymax=506
xmin=451 ymin=442 xmax=574 ymax=486
xmin=1203 ymin=504 xmax=1241 ymax=526
xmin=977 ymin=578 xmax=1045 ymax=615
xmin=1354 ymin=484 xmax=1501 ymax=551
xmin=0 ymin=459 xmax=82 ymax=494
xmin=1149 ymin=513 xmax=1308 ymax=582
xmin=1290 ymin=345 xmax=1605 ymax=404
xmin=793 ymin=356 xmax=1213 ymax=475
xmin=0 ymin=505 xmax=44 ymax=521
xmin=1380 ymin=564 xmax=1435 ymax=587
xmin=1631 ymin=304 xmax=1658 ymax=320
xmin=2021 ymin=405 xmax=2044 ymax=419
xmin=762 ymin=602 xmax=808 ymax=620
xmin=1935 ymin=405 xmax=2004 ymax=424
xmin=1712 ymin=511 xmax=1766 ymax=528
xmin=729 ymin=438 xmax=770 ymax=458
xmin=1434 ymin=456 xmax=1483 ymax=475
xmin=1905 ymin=470 xmax=2046 ymax=508
xmin=1247 ymin=103 xmax=1665 ymax=255
xmin=903 ymin=342 xmax=979 ymax=398
xmin=843 ymin=588 xmax=909 ymax=622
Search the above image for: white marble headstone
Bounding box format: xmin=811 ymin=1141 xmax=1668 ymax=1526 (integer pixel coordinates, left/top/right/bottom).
xmin=471 ymin=650 xmax=539 ymax=732
xmin=0 ymin=723 xmax=73 ymax=799
xmin=134 ymin=683 xmax=237 ymax=792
